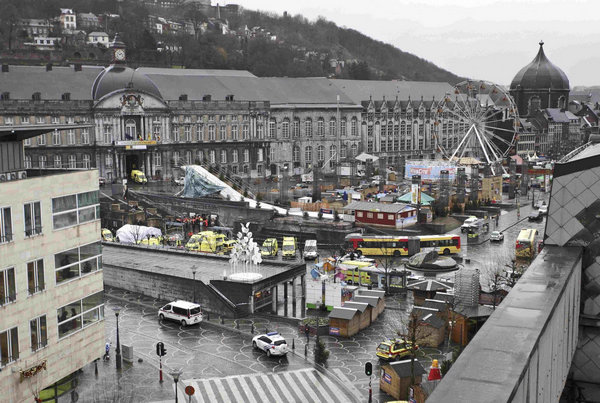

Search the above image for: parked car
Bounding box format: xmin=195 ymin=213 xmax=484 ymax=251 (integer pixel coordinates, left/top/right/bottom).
xmin=461 ymin=216 xmax=479 ymax=233
xmin=528 ymin=210 xmax=543 ymax=222
xmin=538 ymin=204 xmax=548 ymax=215
xmin=303 ymin=239 xmax=318 ymax=260
xmin=158 ymin=300 xmax=203 ymax=326
xmin=174 ymin=176 xmax=185 ymax=186
xmin=376 ymin=338 xmax=418 ymax=361
xmin=99 ymin=176 xmax=106 ymax=186
xmin=490 ymin=231 xmax=504 ymax=242
xmin=252 ymin=331 xmax=288 ymax=357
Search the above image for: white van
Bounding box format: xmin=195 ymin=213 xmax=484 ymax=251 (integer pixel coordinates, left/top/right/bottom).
xmin=158 ymin=300 xmax=203 ymax=326
xmin=303 ymin=239 xmax=318 ymax=260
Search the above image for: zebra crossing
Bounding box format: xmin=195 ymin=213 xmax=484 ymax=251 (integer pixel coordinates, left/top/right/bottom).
xmin=185 ymin=368 xmax=356 ymax=403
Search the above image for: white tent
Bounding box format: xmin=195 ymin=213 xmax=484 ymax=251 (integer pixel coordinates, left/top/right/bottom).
xmin=355 ymin=152 xmax=379 ymax=162
xmin=116 ymin=224 xmax=162 ymax=244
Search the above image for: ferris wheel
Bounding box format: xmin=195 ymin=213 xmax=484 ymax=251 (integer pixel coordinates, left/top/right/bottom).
xmin=435 ymin=80 xmax=519 ymax=174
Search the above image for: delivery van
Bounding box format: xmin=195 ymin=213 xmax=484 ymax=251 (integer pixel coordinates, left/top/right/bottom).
xmin=261 ymin=238 xmax=279 ymax=258
xmin=303 ymin=239 xmax=318 ymax=260
xmin=131 ymin=169 xmax=148 ymax=184
xmin=101 ymin=228 xmax=114 ymax=242
xmin=186 ymin=231 xmax=225 ymax=254
xmin=282 ymin=237 xmax=297 ymax=259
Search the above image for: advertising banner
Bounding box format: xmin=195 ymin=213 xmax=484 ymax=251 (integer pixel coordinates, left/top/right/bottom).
xmin=383 ymin=372 xmax=392 ymax=384
xmin=405 ymin=163 xmax=459 ymax=180
xmin=329 ymin=327 xmax=340 ymax=336
xmin=411 ymin=183 xmax=420 ymax=204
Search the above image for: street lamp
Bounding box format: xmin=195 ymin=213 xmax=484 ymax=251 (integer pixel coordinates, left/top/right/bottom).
xmin=169 ymin=369 xmax=183 ymax=403
xmin=191 ymin=265 xmax=197 ymax=303
xmin=114 ymin=307 xmax=122 ymax=370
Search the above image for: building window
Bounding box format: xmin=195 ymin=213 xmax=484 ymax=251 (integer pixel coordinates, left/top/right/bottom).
xmin=68 ymin=155 xmax=76 ymax=169
xmin=0 ymin=265 xmax=15 ymax=307
xmin=329 ymin=118 xmax=336 ymax=136
xmin=52 ymin=130 xmax=61 ymax=145
xmin=329 ymin=145 xmax=336 ymax=168
xmin=357 ymin=211 xmax=363 ymax=218
xmin=173 ymin=151 xmax=180 ymax=166
xmin=351 ymin=143 xmax=358 ymax=156
xmin=351 ymin=118 xmax=358 ymax=136
xmin=153 ymin=123 xmax=161 ymax=140
xmin=185 ymin=151 xmax=192 ymax=165
xmin=27 ymin=259 xmax=45 ymax=295
xmin=37 ymin=116 xmax=45 ymax=124
xmin=0 ymin=206 xmax=12 ymax=244
xmin=257 ymin=124 xmax=264 ymax=139
xmin=105 ymin=154 xmax=112 ymax=168
xmin=24 ymin=201 xmax=42 ymax=237
xmin=54 ymin=155 xmax=62 ymax=168
xmin=55 ymin=241 xmax=102 ymax=285
xmin=232 ymin=166 xmax=238 ymax=174
xmin=305 ymin=119 xmax=313 ymax=137
xmin=83 ymin=154 xmax=91 ymax=169
xmin=367 ymin=212 xmax=373 ymax=218
xmin=317 ymin=145 xmax=325 ymax=163
xmin=282 ymin=119 xmax=290 ymax=138
xmin=242 ymin=125 xmax=249 ymax=140
xmin=317 ymin=118 xmax=325 ymax=136
xmin=257 ymin=148 xmax=264 ymax=162
xmin=24 ymin=137 xmax=31 ymax=146
xmin=103 ymin=124 xmax=112 ymax=144
xmin=67 ymin=130 xmax=75 ymax=145
xmin=243 ymin=149 xmax=249 ymax=163
xmin=231 ymin=125 xmax=238 ymax=140
xmin=4 ymin=116 xmax=14 ymax=125
xmin=57 ymin=291 xmax=104 ymax=339
xmin=25 ymin=155 xmax=32 ymax=168
xmin=208 ymin=124 xmax=216 ymax=141
xmin=292 ymin=119 xmax=300 ymax=138
xmin=209 ymin=150 xmax=216 ymax=164
xmin=39 ymin=155 xmax=46 ymax=168
xmin=185 ymin=125 xmax=192 ymax=142
xmin=220 ymin=125 xmax=227 ymax=141
xmin=243 ymin=165 xmax=249 ymax=174
xmin=220 ymin=150 xmax=227 ymax=163
xmin=30 ymin=315 xmax=47 ymax=351
xmin=153 ymin=152 xmax=162 ymax=167
xmin=81 ymin=128 xmax=89 ymax=144
xmin=52 ymin=191 xmax=100 ymax=230
xmin=293 ymin=146 xmax=300 ymax=163
xmin=340 ymin=119 xmax=347 ymax=136
xmin=341 ymin=144 xmax=347 ymax=159
xmin=257 ymin=164 xmax=263 ymax=174
xmin=377 ymin=213 xmax=383 ymax=219
xmin=269 ymin=119 xmax=277 ymax=138
xmin=0 ymin=326 xmax=19 ymax=366
xmin=38 ymin=134 xmax=46 ymax=146
xmin=232 ymin=150 xmax=238 ymax=163
xmin=305 ymin=146 xmax=312 ymax=166
xmin=388 ymin=214 xmax=394 ymax=220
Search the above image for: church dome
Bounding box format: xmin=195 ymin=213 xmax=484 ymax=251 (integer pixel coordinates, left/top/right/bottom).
xmin=91 ymin=65 xmax=162 ymax=101
xmin=510 ymin=42 xmax=569 ymax=91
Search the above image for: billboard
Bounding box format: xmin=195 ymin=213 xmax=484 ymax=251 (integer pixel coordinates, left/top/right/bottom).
xmin=405 ymin=163 xmax=459 ymax=180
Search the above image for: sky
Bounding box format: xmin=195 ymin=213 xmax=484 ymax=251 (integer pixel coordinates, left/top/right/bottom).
xmin=231 ymin=0 xmax=600 ymax=87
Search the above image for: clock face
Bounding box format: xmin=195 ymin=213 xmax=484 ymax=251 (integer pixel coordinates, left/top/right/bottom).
xmin=114 ymin=49 xmax=125 ymax=61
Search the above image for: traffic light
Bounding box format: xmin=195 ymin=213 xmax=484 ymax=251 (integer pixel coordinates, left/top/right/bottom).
xmin=365 ymin=361 xmax=372 ymax=376
xmin=156 ymin=342 xmax=166 ymax=357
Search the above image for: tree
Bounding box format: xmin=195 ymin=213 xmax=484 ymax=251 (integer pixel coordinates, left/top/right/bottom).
xmin=398 ymin=310 xmax=436 ymax=385
xmin=313 ymin=338 xmax=329 ymax=367
xmin=0 ymin=1 xmax=21 ymax=51
xmin=376 ymin=244 xmax=401 ymax=295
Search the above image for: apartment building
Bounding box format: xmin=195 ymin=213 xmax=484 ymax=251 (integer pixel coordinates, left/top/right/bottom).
xmin=0 ymin=127 xmax=104 ymax=402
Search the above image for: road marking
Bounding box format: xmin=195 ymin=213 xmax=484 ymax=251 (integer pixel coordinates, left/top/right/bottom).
xmin=224 ymin=377 xmax=244 ymax=403
xmin=236 ymin=376 xmax=258 ymax=403
xmin=288 ymin=370 xmax=321 ymax=403
xmin=306 ymin=370 xmax=337 ymax=402
xmin=212 ymin=379 xmax=231 ymax=402
xmin=261 ymin=373 xmax=285 ymax=403
xmin=249 ymin=374 xmax=270 ymax=402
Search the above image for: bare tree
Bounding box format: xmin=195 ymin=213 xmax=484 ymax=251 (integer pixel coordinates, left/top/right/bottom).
xmin=376 ymin=244 xmax=401 ymax=295
xmin=398 ymin=310 xmax=436 ymax=385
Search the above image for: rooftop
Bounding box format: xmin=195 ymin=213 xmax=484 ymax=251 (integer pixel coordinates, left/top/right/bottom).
xmin=343 ymin=201 xmax=412 ymax=213
xmin=329 ymin=307 xmax=359 ymax=320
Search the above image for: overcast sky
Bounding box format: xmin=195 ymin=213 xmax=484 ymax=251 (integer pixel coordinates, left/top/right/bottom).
xmin=232 ymin=0 xmax=600 ymax=87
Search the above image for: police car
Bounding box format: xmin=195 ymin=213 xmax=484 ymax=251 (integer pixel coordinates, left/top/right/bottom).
xmin=252 ymin=332 xmax=288 ymax=357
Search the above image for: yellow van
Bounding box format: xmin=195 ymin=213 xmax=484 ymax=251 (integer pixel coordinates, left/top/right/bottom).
xmin=261 ymin=238 xmax=279 ymax=258
xmin=186 ymin=231 xmax=225 ymax=254
xmin=282 ymin=237 xmax=297 ymax=259
xmin=223 ymin=239 xmax=238 ymax=253
xmin=101 ymin=228 xmax=114 ymax=242
xmin=138 ymin=235 xmax=162 ymax=246
xmin=131 ymin=169 xmax=148 ymax=184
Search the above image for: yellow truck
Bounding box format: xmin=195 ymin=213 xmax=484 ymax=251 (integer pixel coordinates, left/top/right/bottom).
xmin=138 ymin=235 xmax=162 ymax=246
xmin=282 ymin=237 xmax=297 ymax=259
xmin=261 ymin=238 xmax=279 ymax=258
xmin=186 ymin=231 xmax=225 ymax=254
xmin=130 ymin=169 xmax=148 ymax=184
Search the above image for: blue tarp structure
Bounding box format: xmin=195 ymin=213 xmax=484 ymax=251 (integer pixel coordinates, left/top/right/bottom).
xmin=182 ymin=167 xmax=225 ymax=198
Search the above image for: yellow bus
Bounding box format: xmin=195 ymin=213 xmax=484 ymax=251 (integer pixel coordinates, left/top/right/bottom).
xmin=344 ymin=234 xmax=461 ymax=257
xmin=516 ymin=229 xmax=537 ymax=259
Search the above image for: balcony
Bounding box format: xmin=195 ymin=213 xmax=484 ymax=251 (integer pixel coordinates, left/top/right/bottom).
xmin=428 ymin=245 xmax=581 ymax=402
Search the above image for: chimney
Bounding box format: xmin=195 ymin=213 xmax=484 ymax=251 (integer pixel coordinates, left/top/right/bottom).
xmin=179 ymin=94 xmax=188 ymax=101
xmin=46 ymin=63 xmax=52 ymax=71
xmin=1 ymin=64 xmax=8 ymax=73
xmin=226 ymin=94 xmax=234 ymax=102
xmin=202 ymin=95 xmax=212 ymax=102
xmin=74 ymin=63 xmax=82 ymax=72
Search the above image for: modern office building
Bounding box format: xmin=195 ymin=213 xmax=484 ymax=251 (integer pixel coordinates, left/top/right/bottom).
xmin=0 ymin=124 xmax=104 ymax=402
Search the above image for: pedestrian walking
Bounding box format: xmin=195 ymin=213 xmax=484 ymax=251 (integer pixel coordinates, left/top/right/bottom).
xmin=104 ymin=342 xmax=111 ymax=360
xmin=305 ymin=324 xmax=310 ymax=343
xmin=123 ymin=184 xmax=128 ymax=200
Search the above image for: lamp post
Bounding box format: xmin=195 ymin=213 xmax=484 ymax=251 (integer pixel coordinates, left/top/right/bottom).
xmin=169 ymin=369 xmax=183 ymax=403
xmin=191 ymin=265 xmax=197 ymax=303
xmin=114 ymin=307 xmax=122 ymax=370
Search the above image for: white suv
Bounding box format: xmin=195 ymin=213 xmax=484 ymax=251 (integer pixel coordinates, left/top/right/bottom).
xmin=158 ymin=300 xmax=203 ymax=326
xmin=252 ymin=332 xmax=288 ymax=357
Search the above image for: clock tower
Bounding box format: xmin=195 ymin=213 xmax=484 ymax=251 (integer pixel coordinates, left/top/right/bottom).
xmin=110 ymin=33 xmax=126 ymax=64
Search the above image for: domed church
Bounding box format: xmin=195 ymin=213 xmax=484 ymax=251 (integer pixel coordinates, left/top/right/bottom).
xmin=509 ymin=41 xmax=570 ymax=117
